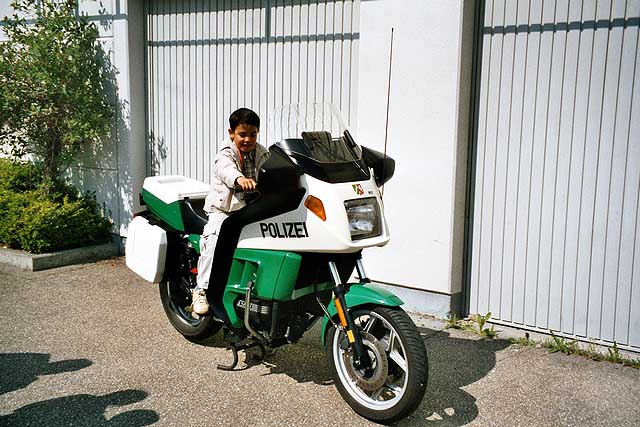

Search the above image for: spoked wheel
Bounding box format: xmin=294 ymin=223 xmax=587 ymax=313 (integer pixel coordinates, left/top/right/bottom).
xmin=326 ymin=306 xmax=428 ymax=424
xmin=159 ymin=272 xmax=222 ymax=340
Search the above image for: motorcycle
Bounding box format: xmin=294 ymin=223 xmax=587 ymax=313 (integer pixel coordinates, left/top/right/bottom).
xmin=126 ymin=104 xmax=428 ymax=423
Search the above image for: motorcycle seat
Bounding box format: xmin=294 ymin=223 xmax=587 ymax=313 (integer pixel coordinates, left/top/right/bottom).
xmin=180 ymin=198 xmax=208 ymax=235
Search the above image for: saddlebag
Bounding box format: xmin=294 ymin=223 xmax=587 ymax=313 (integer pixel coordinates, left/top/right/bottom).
xmin=125 ymin=216 xmax=167 ymax=283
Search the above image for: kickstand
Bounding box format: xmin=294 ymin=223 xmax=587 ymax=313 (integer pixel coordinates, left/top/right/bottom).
xmin=217 ymin=342 xmax=267 ymax=371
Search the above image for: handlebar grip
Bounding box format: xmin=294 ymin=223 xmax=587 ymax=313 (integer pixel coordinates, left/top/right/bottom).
xmin=233 ymin=186 xmax=261 ymax=204
xmin=234 ymin=185 xmax=259 ymax=194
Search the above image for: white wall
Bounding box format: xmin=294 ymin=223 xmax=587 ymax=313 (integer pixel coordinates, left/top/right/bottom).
xmin=356 ymin=0 xmax=473 ymax=296
xmin=66 ymin=0 xmax=146 ymax=237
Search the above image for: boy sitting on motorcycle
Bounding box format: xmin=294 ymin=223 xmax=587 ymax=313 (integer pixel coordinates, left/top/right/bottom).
xmin=192 ymin=108 xmax=269 ymax=315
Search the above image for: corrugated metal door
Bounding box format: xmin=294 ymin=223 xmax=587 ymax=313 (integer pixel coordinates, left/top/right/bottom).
xmin=469 ymin=0 xmax=640 ymax=351
xmin=144 ymin=0 xmax=360 ymax=181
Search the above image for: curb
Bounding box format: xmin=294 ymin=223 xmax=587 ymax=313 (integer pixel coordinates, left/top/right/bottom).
xmin=0 ymin=242 xmax=120 ymax=271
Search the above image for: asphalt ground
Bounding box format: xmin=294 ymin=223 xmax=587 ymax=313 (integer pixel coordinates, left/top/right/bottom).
xmin=1 ymin=258 xmax=639 ymax=427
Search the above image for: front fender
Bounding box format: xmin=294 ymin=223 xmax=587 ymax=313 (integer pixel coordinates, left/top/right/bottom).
xmin=320 ymin=282 xmax=403 ymax=346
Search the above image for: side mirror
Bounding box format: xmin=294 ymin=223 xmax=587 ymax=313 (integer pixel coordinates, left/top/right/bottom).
xmin=361 ymin=146 xmax=395 ymax=186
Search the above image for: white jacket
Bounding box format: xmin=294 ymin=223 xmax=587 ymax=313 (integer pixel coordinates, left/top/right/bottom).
xmin=204 ymin=139 xmax=269 ymax=213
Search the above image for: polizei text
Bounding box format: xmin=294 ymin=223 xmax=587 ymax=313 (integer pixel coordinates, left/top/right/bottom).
xmin=260 ymin=222 xmax=309 ymax=238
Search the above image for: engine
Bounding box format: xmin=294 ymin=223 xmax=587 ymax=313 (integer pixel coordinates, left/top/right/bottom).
xmin=235 ymin=297 xmax=272 ymax=330
xmin=234 ymin=297 xmax=317 ymax=347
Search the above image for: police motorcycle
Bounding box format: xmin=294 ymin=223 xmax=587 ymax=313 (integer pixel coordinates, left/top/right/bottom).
xmin=126 ymin=104 xmax=428 ymax=423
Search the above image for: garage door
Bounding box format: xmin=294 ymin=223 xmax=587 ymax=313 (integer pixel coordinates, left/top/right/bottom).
xmin=144 ymin=0 xmax=360 ymax=181
xmin=469 ymin=0 xmax=640 ymax=351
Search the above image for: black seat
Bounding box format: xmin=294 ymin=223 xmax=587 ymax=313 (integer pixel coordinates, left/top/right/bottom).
xmin=180 ymin=198 xmax=208 ymax=235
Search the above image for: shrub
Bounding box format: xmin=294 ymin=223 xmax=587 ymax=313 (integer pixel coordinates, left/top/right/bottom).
xmin=0 ymin=158 xmax=43 ymax=192
xmin=15 ymin=194 xmax=111 ymax=253
xmin=0 ymin=158 xmax=80 ymax=201
xmin=0 ymin=161 xmax=111 ymax=254
xmin=0 ymin=189 xmax=31 ymax=247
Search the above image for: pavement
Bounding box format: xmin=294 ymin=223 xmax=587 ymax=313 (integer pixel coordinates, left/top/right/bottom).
xmin=0 ymin=258 xmax=639 ymax=427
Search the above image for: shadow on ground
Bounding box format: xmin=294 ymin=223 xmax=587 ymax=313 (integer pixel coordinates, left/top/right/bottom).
xmin=194 ymin=325 xmax=510 ymax=426
xmin=0 ymin=353 xmax=92 ymax=395
xmin=396 ymin=328 xmax=511 ymax=426
xmin=194 ymin=328 xmax=334 ymax=384
xmin=0 ymin=389 xmax=159 ymax=426
xmin=0 ymin=353 xmax=159 ymax=426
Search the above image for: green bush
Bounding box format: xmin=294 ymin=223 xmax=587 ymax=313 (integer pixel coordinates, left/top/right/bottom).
xmin=0 ymin=189 xmax=31 ymax=247
xmin=0 ymin=161 xmax=111 ymax=254
xmin=0 ymin=158 xmax=43 ymax=192
xmin=0 ymin=159 xmax=78 ymax=199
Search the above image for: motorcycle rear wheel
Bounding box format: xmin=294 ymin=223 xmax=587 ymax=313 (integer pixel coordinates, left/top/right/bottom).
xmin=326 ymin=306 xmax=428 ymax=424
xmin=159 ymin=272 xmax=222 ymax=340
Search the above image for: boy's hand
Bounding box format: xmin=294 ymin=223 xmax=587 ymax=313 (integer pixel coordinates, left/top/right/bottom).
xmin=236 ymin=177 xmax=257 ymax=191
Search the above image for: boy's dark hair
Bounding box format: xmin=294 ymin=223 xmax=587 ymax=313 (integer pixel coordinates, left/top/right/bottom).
xmin=229 ymin=108 xmax=260 ymax=131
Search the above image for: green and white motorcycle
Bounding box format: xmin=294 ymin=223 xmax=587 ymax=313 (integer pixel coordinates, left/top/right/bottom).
xmin=126 ymin=104 xmax=428 ymax=423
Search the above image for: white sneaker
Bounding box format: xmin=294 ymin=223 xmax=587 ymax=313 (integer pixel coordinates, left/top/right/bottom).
xmin=191 ymin=289 xmax=209 ymax=315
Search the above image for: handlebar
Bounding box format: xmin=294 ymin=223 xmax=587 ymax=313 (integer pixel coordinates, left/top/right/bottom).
xmin=233 ymin=185 xmax=258 ymax=193
xmin=233 ymin=185 xmax=261 ymax=204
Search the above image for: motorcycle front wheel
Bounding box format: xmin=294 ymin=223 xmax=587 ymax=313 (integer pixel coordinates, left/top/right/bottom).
xmin=326 ymin=306 xmax=428 ymax=424
xmin=159 ymin=272 xmax=223 ymax=340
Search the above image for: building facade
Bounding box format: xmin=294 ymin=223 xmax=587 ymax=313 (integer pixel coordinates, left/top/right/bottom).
xmin=2 ymin=0 xmax=638 ymax=352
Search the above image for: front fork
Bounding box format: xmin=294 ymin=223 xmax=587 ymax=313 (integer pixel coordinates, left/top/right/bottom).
xmin=328 ymin=260 xmax=372 ymax=370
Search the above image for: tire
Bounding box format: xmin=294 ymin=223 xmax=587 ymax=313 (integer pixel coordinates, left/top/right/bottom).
xmin=159 ymin=271 xmax=223 ymax=340
xmin=326 ymin=306 xmax=428 ymax=424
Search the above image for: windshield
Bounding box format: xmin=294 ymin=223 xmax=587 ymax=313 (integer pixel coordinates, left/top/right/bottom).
xmin=268 ymin=104 xmax=362 ymax=163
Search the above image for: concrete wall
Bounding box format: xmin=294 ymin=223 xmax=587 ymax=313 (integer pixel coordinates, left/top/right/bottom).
xmin=355 ymin=0 xmax=475 ymax=315
xmin=66 ymin=0 xmax=146 ymax=237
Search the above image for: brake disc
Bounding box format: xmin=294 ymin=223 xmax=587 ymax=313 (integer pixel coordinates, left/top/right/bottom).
xmin=343 ymin=331 xmax=389 ymax=392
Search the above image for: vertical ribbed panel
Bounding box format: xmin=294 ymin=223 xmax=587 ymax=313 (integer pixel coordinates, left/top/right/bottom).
xmin=144 ymin=0 xmax=360 ymax=182
xmin=470 ymin=0 xmax=640 ymax=351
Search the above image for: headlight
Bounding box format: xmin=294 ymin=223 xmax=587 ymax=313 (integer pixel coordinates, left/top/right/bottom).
xmin=344 ymin=197 xmax=382 ymax=241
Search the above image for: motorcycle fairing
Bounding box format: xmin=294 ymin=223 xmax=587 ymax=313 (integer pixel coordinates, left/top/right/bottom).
xmin=221 ymin=249 xmax=359 ymax=328
xmin=277 ymin=134 xmax=370 ymax=184
xmin=320 ymin=283 xmax=404 ymax=346
xmin=222 ymin=249 xmax=302 ymax=327
xmin=237 ymin=174 xmax=390 ymax=252
xmin=361 ymin=145 xmax=396 ymax=187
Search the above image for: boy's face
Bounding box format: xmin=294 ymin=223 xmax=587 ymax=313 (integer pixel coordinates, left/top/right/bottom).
xmin=229 ymin=123 xmax=259 ymax=153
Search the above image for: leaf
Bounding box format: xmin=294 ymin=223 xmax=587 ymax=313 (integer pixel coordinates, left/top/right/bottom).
xmin=0 ymin=0 xmax=116 ymax=182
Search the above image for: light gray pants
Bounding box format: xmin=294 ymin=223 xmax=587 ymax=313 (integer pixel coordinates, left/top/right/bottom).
xmin=195 ymin=210 xmax=229 ymax=290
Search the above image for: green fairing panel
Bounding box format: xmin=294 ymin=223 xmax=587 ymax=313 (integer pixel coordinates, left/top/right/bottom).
xmin=188 ymin=235 xmax=201 ymax=254
xmin=320 ymin=282 xmax=404 ymax=346
xmin=222 ymin=249 xmax=302 ymax=328
xmin=142 ymin=189 xmax=185 ymax=231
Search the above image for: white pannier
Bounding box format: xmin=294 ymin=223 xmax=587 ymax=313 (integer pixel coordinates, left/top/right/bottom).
xmin=125 ymin=216 xmax=167 ymax=283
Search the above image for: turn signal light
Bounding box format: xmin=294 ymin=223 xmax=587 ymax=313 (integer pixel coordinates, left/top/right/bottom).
xmin=304 ymin=195 xmax=326 ymax=221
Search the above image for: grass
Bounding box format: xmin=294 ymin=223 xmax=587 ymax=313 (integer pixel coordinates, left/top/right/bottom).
xmin=445 ymin=312 xmax=496 ymax=338
xmin=445 ymin=314 xmax=464 ymax=330
xmin=508 ymin=333 xmax=536 ymax=348
xmin=508 ymin=331 xmax=640 ymax=369
xmin=447 ymin=313 xmax=640 ymax=369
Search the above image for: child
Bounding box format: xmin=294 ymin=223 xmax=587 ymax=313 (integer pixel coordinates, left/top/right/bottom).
xmin=192 ymin=108 xmax=269 ymax=315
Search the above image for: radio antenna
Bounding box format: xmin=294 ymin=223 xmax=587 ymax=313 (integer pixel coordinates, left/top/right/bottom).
xmin=382 ymin=27 xmax=394 ymax=199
